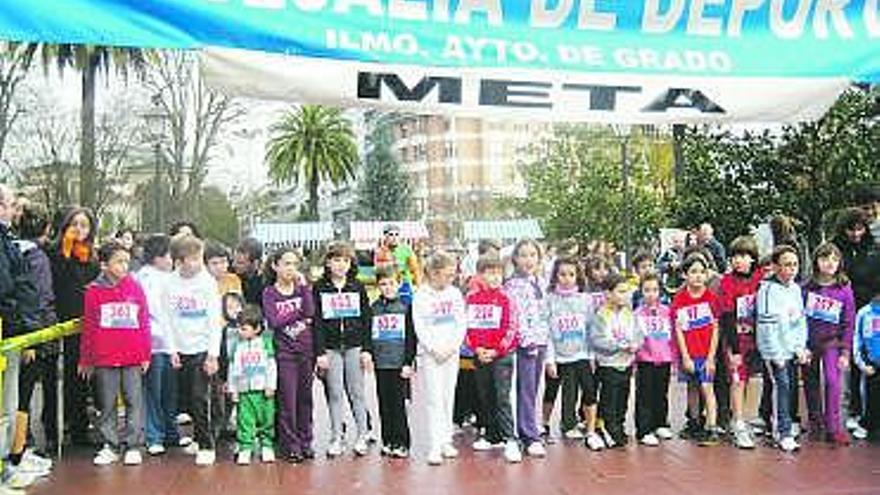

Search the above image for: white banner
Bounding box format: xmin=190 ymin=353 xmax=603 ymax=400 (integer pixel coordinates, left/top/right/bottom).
xmin=202 ymin=48 xmax=850 ymax=124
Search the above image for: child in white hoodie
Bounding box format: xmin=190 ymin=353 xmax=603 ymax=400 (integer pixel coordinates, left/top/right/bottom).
xmin=756 ymin=245 xmax=809 ymax=453
xmin=413 ymin=251 xmax=467 ymax=466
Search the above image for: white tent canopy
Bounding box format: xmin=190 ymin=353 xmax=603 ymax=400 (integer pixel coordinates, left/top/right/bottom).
xmin=464 ymin=219 xmax=544 ymax=241
xmin=251 ymin=222 xmax=334 ymax=249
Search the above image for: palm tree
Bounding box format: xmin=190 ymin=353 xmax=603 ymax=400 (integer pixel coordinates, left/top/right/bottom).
xmin=36 ymin=44 xmax=151 ymax=210
xmin=265 ymin=105 xmax=359 ymax=219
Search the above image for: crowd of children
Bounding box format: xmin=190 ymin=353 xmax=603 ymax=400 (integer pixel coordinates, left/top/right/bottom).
xmin=19 ymin=212 xmax=876 ymax=472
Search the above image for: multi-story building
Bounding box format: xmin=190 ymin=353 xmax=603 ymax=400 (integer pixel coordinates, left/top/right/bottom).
xmin=388 ymin=115 xmax=552 ymax=223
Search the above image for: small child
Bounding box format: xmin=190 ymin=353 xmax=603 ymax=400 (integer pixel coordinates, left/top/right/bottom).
xmin=368 ymin=267 xmax=416 ymax=458
xmin=262 ymin=247 xmax=315 ymax=463
xmin=413 ymin=251 xmax=467 ymax=466
xmin=219 ymin=292 xmax=245 ymax=440
xmin=505 ymin=239 xmax=550 ymax=458
xmin=717 ymin=236 xmax=764 ymax=449
xmin=545 ymin=257 xmax=603 ymax=450
xmin=466 ymin=255 xmax=520 ymax=463
xmin=136 ymin=234 xmax=178 ymax=456
xmin=634 ymin=273 xmax=674 ymax=446
xmin=756 ymin=245 xmax=810 ymax=452
xmin=854 ymin=290 xmax=880 ymax=440
xmin=228 ymin=305 xmax=277 ymax=465
xmin=672 ymin=254 xmax=722 ymax=446
xmin=79 ymin=241 xmax=151 ymax=466
xmin=314 ymin=242 xmax=372 ymax=457
xmin=630 ymin=251 xmax=657 ymax=308
xmin=802 ymin=242 xmax=855 ymax=445
xmin=591 ymin=272 xmax=644 ymax=448
xmin=164 ymin=234 xmax=222 ymax=466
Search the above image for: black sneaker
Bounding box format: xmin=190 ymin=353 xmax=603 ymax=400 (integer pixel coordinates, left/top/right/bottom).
xmin=286 ymin=452 xmax=304 ymax=464
xmin=301 ymin=448 xmax=315 ymax=460
xmin=699 ymin=429 xmax=721 ymax=447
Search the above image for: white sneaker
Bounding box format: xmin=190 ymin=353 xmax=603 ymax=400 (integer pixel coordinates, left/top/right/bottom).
xmin=441 ymin=443 xmax=459 ymax=458
xmin=183 ymin=441 xmax=199 ymax=456
xmin=391 ymin=447 xmax=409 ymax=458
xmin=845 ymin=417 xmax=860 ymax=431
xmin=427 ymin=450 xmax=443 ymax=466
xmin=472 ymin=438 xmax=499 ymax=451
xmin=93 ymin=446 xmax=119 ymax=466
xmin=585 ymin=432 xmax=605 ymax=451
xmin=640 ymin=433 xmax=660 ymax=446
xmin=326 ymin=440 xmax=343 ymax=458
xmin=353 ymin=437 xmax=369 ymax=456
xmin=4 ymin=469 xmax=35 ymax=490
xmin=236 ymin=450 xmax=251 ymax=465
xmin=123 ymin=450 xmax=143 ymax=466
xmin=195 ymin=450 xmax=216 ymax=466
xmin=21 ymin=450 xmax=52 ymax=470
xmin=791 ymin=423 xmax=802 ymax=438
xmin=526 ymin=441 xmax=546 ymax=457
xmin=15 ymin=458 xmax=50 ymax=477
xmin=147 ymin=444 xmax=166 ymax=456
xmin=778 ymin=437 xmax=800 ymax=453
xmin=261 ymin=447 xmax=275 ymax=463
xmin=503 ymin=441 xmax=522 ymax=463
xmin=655 ymin=427 xmax=674 ymax=440
xmin=734 ymin=427 xmax=756 ymax=450
xmin=179 ymin=436 xmax=193 ymax=447
xmin=176 ymin=413 xmax=193 ymax=425
xmin=852 ymin=426 xmax=868 ymax=440
xmin=564 ymin=429 xmax=585 ymax=440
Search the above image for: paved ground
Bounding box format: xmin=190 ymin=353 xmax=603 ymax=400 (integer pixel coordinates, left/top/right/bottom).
xmin=26 ymin=376 xmax=880 ymax=495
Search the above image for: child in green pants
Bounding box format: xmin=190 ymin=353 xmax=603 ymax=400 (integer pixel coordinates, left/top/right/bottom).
xmin=228 ymin=305 xmax=277 ymax=465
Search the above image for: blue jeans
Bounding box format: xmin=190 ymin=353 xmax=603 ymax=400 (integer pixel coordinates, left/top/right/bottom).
xmin=766 ymin=359 xmax=793 ymax=439
xmin=145 ymin=353 xmax=179 ymax=446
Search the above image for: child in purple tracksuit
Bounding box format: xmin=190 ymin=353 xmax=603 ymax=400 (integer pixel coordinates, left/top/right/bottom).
xmin=504 ymin=239 xmax=549 ymax=458
xmin=802 ymin=242 xmax=855 ymax=445
xmin=262 ymin=247 xmax=315 ymax=463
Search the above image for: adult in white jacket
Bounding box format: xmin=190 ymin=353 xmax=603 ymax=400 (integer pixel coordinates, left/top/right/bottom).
xmin=412 ymin=252 xmax=467 ymax=466
xmin=756 ymin=245 xmax=809 ymax=453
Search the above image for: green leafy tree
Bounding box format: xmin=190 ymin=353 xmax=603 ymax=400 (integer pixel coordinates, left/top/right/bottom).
xmin=356 ymin=113 xmax=412 ymax=220
xmin=196 ymin=186 xmax=239 ymax=245
xmin=513 ymin=124 xmax=673 ymax=251
xmin=675 ymin=87 xmax=880 ymax=246
xmin=265 ymin=105 xmax=358 ymax=220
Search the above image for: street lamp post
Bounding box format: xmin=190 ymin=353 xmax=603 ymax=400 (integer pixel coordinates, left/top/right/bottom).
xmin=141 ymin=96 xmax=167 ymax=232
xmin=612 ymin=124 xmax=633 ymax=270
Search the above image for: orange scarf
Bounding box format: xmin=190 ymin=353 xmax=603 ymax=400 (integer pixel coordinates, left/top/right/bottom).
xmin=61 ymin=228 xmax=91 ymax=263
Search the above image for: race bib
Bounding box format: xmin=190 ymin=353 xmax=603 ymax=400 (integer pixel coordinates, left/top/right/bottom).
xmin=239 ymin=349 xmax=267 ymax=388
xmin=372 ymin=313 xmax=405 ymax=342
xmin=640 ymin=315 xmax=670 ymax=340
xmin=467 ymin=304 xmax=502 ymax=329
xmin=677 ymin=302 xmax=714 ymax=332
xmin=553 ymin=313 xmax=586 ymax=354
xmin=321 ymin=292 xmax=361 ymax=319
xmin=172 ymin=295 xmax=207 ymax=319
xmin=804 ymin=292 xmax=843 ymax=325
xmin=431 ymin=299 xmax=456 ymax=324
xmin=735 ymin=294 xmax=756 ymax=321
xmin=100 ymin=302 xmax=139 ymax=329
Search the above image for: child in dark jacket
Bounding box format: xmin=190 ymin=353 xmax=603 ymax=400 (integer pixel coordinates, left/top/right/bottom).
xmin=466 ymin=256 xmax=520 ymax=462
xmin=368 ymin=266 xmax=416 ymax=458
xmin=313 ymin=242 xmax=372 ymax=457
xmin=79 ymin=241 xmax=151 ymax=467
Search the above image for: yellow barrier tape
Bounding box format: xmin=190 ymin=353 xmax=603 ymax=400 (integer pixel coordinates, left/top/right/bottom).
xmin=0 ymin=319 xmax=81 ymax=354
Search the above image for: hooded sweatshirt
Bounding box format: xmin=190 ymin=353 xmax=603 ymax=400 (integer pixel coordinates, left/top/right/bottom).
xmin=465 ymin=284 xmax=517 ymax=358
xmin=717 ymin=268 xmax=764 ymax=354
xmin=546 ymin=287 xmax=593 ymax=363
xmin=313 ymin=276 xmax=372 ymax=355
xmin=164 ymin=269 xmax=222 ymax=357
xmin=79 ymin=273 xmax=151 ymax=367
xmin=135 ymin=264 xmax=173 ymax=354
xmin=802 ymin=281 xmax=855 ymax=353
xmin=369 ymin=295 xmax=417 ymax=369
xmin=227 ymin=332 xmax=277 ymax=395
xmin=756 ymin=275 xmax=808 ymax=361
xmin=591 ymin=304 xmax=644 ymax=369
xmin=504 ymin=273 xmax=549 ymax=348
xmin=854 ymin=300 xmax=880 ymax=369
xmin=15 ymin=240 xmax=57 ymax=355
xmin=412 ymin=284 xmax=466 ymax=358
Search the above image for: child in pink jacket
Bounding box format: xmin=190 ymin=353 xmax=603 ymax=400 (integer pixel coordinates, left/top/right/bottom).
xmin=79 ymin=241 xmax=151 ymax=467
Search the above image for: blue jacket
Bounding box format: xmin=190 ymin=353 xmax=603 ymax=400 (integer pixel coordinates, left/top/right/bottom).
xmin=854 ymin=301 xmax=880 ymax=370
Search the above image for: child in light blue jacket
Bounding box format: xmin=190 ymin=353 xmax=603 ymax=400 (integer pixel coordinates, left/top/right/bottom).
xmin=756 ymin=245 xmax=809 ymax=452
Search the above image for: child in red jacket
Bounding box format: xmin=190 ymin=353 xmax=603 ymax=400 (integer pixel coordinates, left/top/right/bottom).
xmin=465 ymin=255 xmax=520 ymax=463
xmin=78 ymin=241 xmax=151 ymax=467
